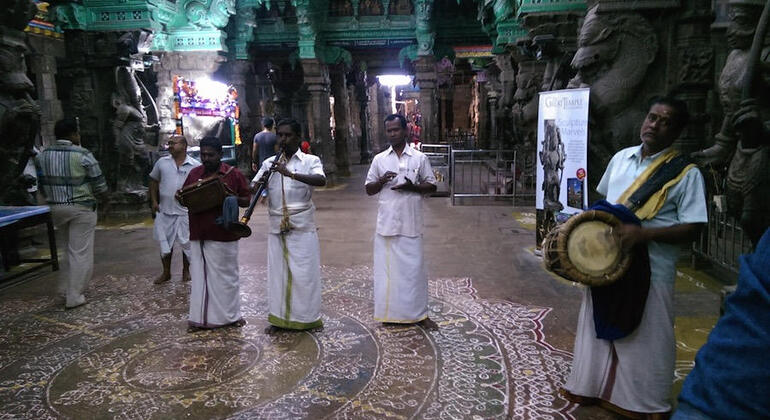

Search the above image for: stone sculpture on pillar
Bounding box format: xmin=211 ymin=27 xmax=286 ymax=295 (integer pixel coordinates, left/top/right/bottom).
xmin=539 ymin=120 xmax=566 ymax=211
xmin=415 ymin=0 xmax=435 ymax=56
xmin=0 ymin=0 xmax=40 ymax=205
xmin=567 ymin=5 xmax=658 ymax=191
xmin=693 ymin=0 xmax=770 ymax=246
xmin=112 ymin=31 xmax=157 ymax=194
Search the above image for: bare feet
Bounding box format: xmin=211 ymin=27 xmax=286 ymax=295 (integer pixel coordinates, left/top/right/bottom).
xmin=418 ymin=318 xmax=439 ymax=331
xmin=154 ymin=272 xmax=171 ymax=284
xmin=228 ymin=319 xmax=246 ymax=328
xmin=65 ymin=295 xmax=87 ymax=310
xmin=264 ymin=325 xmax=281 ymax=335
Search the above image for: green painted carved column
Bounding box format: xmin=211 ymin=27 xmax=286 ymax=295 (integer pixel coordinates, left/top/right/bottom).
xmin=301 ymin=58 xmax=336 ymax=179
xmin=330 ymin=66 xmax=351 ymax=177
xmin=415 ymin=0 xmax=435 ymax=56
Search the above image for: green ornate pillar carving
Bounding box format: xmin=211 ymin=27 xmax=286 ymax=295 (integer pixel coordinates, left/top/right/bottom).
xmin=415 ymin=0 xmax=435 ymax=56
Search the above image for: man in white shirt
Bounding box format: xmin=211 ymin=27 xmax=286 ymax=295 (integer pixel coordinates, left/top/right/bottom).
xmin=365 ymin=114 xmax=437 ymax=327
xmin=149 ymin=135 xmax=200 ymax=284
xmin=252 ymin=119 xmax=326 ymax=333
xmin=562 ymin=97 xmax=707 ymax=417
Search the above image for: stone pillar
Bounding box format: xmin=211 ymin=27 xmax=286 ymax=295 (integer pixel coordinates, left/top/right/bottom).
xmin=228 ymin=59 xmax=257 ymax=174
xmin=670 ymin=1 xmax=713 ymax=154
xmin=475 ymin=73 xmax=489 ymax=149
xmin=330 ymin=67 xmax=351 ymax=176
xmin=354 ymin=70 xmax=372 ymax=163
xmin=301 ymin=59 xmax=335 ymax=178
xmin=495 ymin=53 xmax=516 ymax=149
xmin=488 ymin=91 xmax=499 ymax=149
xmin=414 ymin=56 xmax=438 ymax=143
xmin=27 ymin=35 xmax=64 ymax=147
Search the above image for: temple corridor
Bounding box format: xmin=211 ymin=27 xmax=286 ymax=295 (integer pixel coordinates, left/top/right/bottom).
xmin=0 ymin=165 xmax=723 ymax=419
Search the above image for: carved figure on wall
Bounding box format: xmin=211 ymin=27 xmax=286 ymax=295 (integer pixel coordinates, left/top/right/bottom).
xmin=692 ymin=0 xmax=770 ymax=245
xmin=415 ymin=0 xmax=435 ymax=55
xmin=567 ymin=5 xmax=658 ymax=191
xmin=539 ymin=119 xmax=566 ymax=211
xmin=112 ymin=31 xmax=158 ymax=194
xmin=512 ymin=60 xmax=545 ymax=188
xmin=359 ymin=0 xmax=384 ymax=16
xmin=330 ymin=0 xmax=354 ymax=16
xmin=0 ymin=0 xmax=40 ymax=205
xmin=390 ymin=0 xmax=413 ymax=15
xmin=185 ymin=0 xmax=235 ymax=29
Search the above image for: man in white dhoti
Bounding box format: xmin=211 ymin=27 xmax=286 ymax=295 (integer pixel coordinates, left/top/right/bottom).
xmin=149 ymin=135 xmax=199 ymax=284
xmin=365 ymin=114 xmax=437 ymax=326
xmin=561 ymin=97 xmax=707 ymax=418
xmin=181 ymin=137 xmax=251 ymax=332
xmin=252 ymin=119 xmax=326 ymax=333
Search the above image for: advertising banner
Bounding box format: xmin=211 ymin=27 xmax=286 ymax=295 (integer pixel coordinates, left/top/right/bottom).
xmin=535 ymin=88 xmax=590 ymax=214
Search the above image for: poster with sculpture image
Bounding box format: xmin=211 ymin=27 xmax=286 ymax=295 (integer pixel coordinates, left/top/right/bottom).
xmin=535 ymin=89 xmax=589 ymax=248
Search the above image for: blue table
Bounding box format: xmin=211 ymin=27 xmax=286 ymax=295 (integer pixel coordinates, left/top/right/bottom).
xmin=0 ymin=206 xmax=58 ymax=281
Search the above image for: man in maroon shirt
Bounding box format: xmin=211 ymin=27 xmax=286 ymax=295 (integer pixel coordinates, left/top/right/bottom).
xmin=181 ymin=136 xmax=251 ymax=332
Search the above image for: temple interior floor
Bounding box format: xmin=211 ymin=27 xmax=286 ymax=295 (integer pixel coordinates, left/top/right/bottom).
xmin=0 ymin=164 xmax=723 ymax=419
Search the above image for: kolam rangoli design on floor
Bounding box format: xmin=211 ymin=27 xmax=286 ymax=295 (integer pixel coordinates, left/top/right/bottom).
xmin=0 ymin=265 xmax=575 ymax=419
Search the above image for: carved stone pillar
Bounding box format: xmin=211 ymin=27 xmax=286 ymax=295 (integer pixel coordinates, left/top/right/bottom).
xmin=488 ymin=91 xmax=499 ymax=149
xmin=0 ymin=0 xmax=40 ymax=205
xmin=475 ymin=72 xmax=489 ymax=149
xmin=414 ymin=56 xmax=438 ymax=143
xmin=228 ymin=59 xmax=257 ymax=174
xmin=354 ymin=69 xmax=372 ymax=163
xmin=330 ymin=67 xmax=351 ymax=176
xmin=301 ymin=59 xmax=336 ymax=178
xmin=27 ymin=35 xmax=64 ymax=147
xmin=670 ymin=1 xmax=714 ymax=154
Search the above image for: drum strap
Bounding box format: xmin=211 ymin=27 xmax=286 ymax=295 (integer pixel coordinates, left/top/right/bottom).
xmin=617 ymin=149 xmax=697 ymax=220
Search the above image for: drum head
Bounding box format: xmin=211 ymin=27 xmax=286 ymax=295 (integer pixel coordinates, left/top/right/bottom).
xmin=566 ymin=220 xmax=621 ymax=277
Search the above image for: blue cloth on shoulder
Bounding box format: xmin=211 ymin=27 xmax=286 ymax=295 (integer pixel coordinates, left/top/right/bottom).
xmin=677 ymin=228 xmax=770 ymax=419
xmin=588 ymin=199 xmax=641 ymax=226
xmin=215 ymin=196 xmax=239 ymax=230
xmin=587 ymin=200 xmax=650 ymax=341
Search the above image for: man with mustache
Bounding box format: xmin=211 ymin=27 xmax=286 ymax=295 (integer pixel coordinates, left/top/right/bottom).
xmin=365 ymin=113 xmax=437 ymax=328
xmin=181 ymin=136 xmax=251 ymax=332
xmin=252 ymin=119 xmax=326 ymax=333
xmin=561 ymin=97 xmax=707 ymax=418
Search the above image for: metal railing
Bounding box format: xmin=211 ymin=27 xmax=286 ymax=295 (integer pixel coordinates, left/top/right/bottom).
xmin=422 ymin=144 xmax=451 ymax=196
xmin=450 ymin=149 xmax=516 ymax=205
xmin=693 ymin=200 xmax=753 ymax=273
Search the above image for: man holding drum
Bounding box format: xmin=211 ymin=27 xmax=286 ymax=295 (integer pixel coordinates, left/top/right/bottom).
xmin=182 ymin=136 xmax=251 ymax=332
xmin=561 ymin=97 xmax=708 ymax=418
xmin=252 ymin=119 xmax=326 ymax=334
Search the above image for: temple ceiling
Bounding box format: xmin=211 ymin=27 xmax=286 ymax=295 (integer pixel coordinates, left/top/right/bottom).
xmin=49 ymin=0 xmax=586 ymax=64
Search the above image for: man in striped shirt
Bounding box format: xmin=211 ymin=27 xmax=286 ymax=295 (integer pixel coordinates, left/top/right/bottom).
xmin=36 ymin=118 xmax=108 ymax=309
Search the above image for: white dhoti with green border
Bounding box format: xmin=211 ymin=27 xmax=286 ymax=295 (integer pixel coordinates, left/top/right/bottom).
xmin=373 ymin=234 xmax=428 ymax=323
xmin=266 ymin=204 xmax=323 ymax=330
